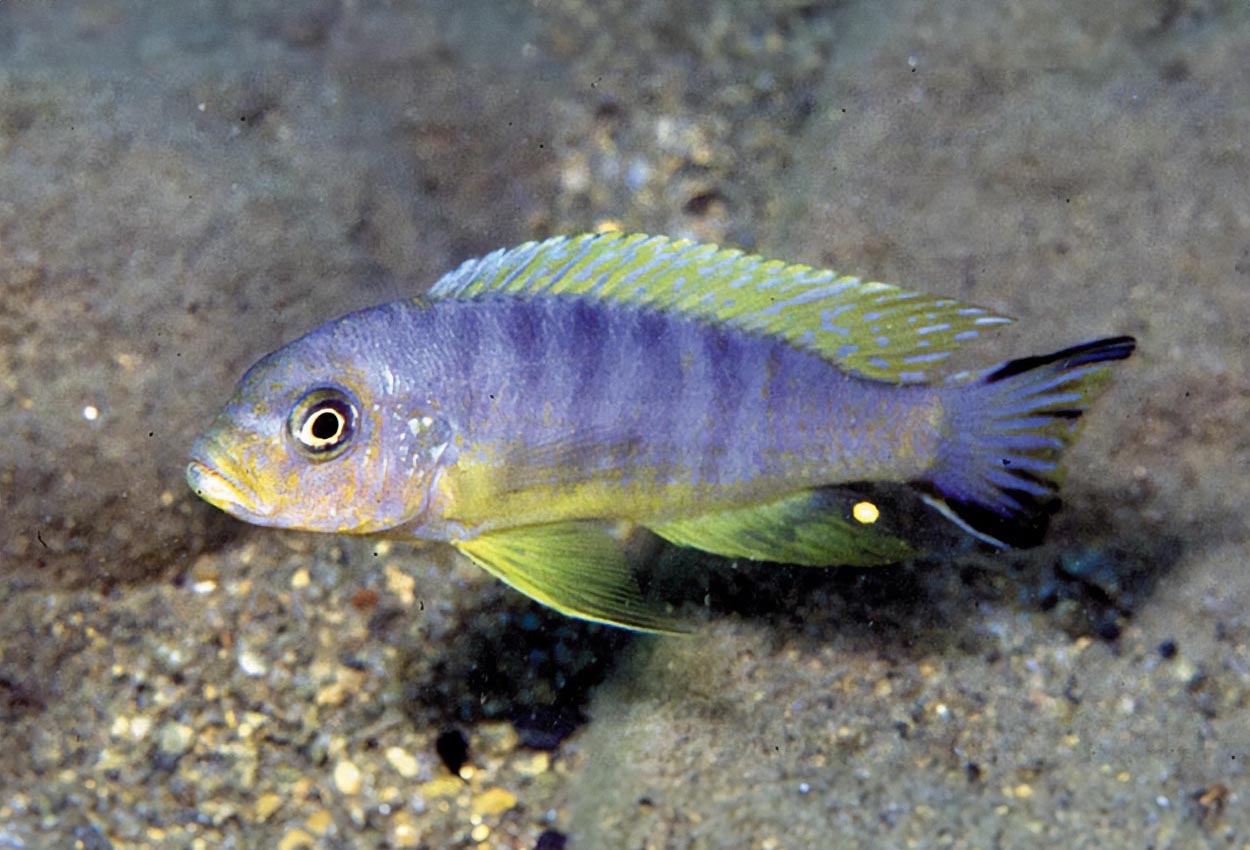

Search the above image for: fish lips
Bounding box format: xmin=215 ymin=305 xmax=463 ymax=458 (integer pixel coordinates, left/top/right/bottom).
xmin=186 ymin=450 xmax=273 ymax=524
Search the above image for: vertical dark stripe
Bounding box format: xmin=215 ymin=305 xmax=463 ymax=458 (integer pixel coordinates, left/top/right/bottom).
xmin=697 ymin=322 xmax=740 ymax=487
xmin=566 ymin=299 xmax=608 ymax=461
xmin=755 ymin=343 xmax=787 ymax=475
xmin=777 ymin=346 xmax=834 ymax=473
xmin=454 ymin=302 xmax=483 ymax=373
xmin=628 ymin=308 xmax=677 ymax=479
xmin=502 ymin=300 xmax=544 ymax=405
xmin=568 ymin=299 xmax=606 ymax=413
xmin=444 ymin=302 xmax=487 ymax=415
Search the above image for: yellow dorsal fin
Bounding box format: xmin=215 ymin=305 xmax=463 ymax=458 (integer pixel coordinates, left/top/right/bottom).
xmin=428 ymin=232 xmax=1014 ymax=383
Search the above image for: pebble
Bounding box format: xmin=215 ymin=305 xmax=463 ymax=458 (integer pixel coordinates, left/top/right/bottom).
xmin=334 ymin=759 xmax=363 ymax=795
xmin=385 ymin=746 xmax=420 ymax=779
xmin=129 ymin=716 xmax=153 ymax=741
xmin=390 ymin=810 xmax=422 ymax=848
xmin=476 ymin=722 xmax=520 ymax=755
xmin=305 ymin=808 xmax=334 ymax=835
xmin=417 ymin=777 xmax=463 ymax=800
xmin=385 ymin=564 xmax=417 ymax=606
xmin=277 ymin=828 xmax=315 ymax=850
xmin=158 ymin=722 xmax=195 ymax=757
xmin=471 ymin=787 xmax=518 ymax=817
xmin=254 ymin=793 xmax=283 ymax=821
xmin=513 ymin=751 xmax=550 ymax=777
xmin=237 ymin=648 xmax=268 ymax=677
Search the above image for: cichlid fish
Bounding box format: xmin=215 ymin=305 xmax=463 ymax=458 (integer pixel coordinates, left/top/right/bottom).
xmin=187 ymin=232 xmax=1135 ymax=632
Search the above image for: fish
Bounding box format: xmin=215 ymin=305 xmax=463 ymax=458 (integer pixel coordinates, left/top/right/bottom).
xmin=187 ymin=232 xmax=1135 ymax=632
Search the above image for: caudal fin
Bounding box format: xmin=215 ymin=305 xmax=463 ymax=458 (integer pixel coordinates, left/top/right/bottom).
xmin=920 ymin=336 xmax=1136 ymax=548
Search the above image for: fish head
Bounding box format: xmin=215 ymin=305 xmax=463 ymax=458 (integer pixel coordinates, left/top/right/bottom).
xmin=187 ymin=311 xmax=453 ymax=536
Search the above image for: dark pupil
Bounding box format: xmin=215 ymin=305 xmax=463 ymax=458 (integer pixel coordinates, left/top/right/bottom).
xmin=309 ymin=408 xmax=341 ymax=441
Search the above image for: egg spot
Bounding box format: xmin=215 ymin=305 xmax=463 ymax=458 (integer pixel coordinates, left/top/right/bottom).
xmin=852 ymin=501 xmax=880 ymax=524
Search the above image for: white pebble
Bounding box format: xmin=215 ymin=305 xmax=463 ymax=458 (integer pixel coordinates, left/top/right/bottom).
xmin=237 ymin=648 xmax=267 ymax=677
xmin=334 ymin=759 xmax=363 ymax=795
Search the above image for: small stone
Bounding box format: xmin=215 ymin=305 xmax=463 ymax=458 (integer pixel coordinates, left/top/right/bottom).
xmin=255 ymin=793 xmax=283 ymax=821
xmin=471 ymin=787 xmax=518 ymax=817
xmin=416 ymin=777 xmax=462 ymax=800
xmin=155 ymin=642 xmax=192 ymax=672
xmin=316 ymin=666 xmax=367 ymax=707
xmin=1172 ymin=657 xmax=1198 ymax=684
xmin=470 ymin=823 xmax=491 ymax=842
xmin=305 ymin=808 xmax=334 ymax=835
xmin=390 ymin=810 xmax=422 ymax=848
xmin=385 ymin=564 xmax=416 ymax=606
xmin=476 ymin=722 xmax=519 ymax=756
xmin=351 ymin=588 xmax=379 ymax=611
xmin=513 ymin=751 xmax=550 ymax=777
xmin=129 ymin=716 xmax=153 ymax=741
xmin=334 ymin=759 xmax=363 ymax=795
xmin=238 ymin=648 xmax=267 ymax=677
xmin=385 ymin=746 xmax=420 ymax=779
xmin=315 ymin=681 xmax=349 ymax=707
xmin=189 ymin=555 xmax=220 ymax=587
xmin=158 ymin=722 xmax=195 ymax=757
xmin=277 ymin=828 xmax=315 ymax=850
xmin=290 ymin=568 xmax=311 ymax=589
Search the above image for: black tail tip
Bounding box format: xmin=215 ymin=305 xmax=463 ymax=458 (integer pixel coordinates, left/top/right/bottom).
xmin=987 ymin=335 xmax=1136 ymax=384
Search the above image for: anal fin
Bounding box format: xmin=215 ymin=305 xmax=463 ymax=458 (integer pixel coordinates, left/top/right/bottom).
xmin=452 ymin=522 xmax=690 ymax=634
xmin=651 ymin=487 xmax=918 ymax=567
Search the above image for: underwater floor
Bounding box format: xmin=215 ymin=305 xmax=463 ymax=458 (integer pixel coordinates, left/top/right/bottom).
xmin=2 ymin=0 xmax=1249 ymax=847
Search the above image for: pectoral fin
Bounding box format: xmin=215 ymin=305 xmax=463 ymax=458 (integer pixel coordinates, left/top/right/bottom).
xmin=452 ymin=523 xmax=691 ymax=634
xmin=651 ymin=487 xmax=918 ymax=567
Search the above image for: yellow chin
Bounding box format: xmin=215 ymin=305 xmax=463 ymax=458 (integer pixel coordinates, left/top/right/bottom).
xmin=186 ymin=459 xmax=274 ymax=523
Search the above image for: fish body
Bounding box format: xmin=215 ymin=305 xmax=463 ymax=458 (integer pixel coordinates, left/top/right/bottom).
xmin=416 ymin=296 xmax=944 ymax=536
xmin=189 ymin=232 xmax=1135 ymax=631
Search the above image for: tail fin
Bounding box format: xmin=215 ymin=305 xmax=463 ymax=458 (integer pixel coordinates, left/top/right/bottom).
xmin=920 ymin=336 xmax=1136 ymax=548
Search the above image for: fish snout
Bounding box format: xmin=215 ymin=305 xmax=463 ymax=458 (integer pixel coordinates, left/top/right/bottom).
xmin=186 ymin=438 xmax=269 ymax=520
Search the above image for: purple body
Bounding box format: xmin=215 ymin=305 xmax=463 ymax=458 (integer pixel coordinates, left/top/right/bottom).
xmin=337 ymin=294 xmax=942 ymax=533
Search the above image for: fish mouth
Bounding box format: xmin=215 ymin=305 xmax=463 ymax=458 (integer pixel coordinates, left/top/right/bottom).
xmin=186 ymin=456 xmax=272 ymax=522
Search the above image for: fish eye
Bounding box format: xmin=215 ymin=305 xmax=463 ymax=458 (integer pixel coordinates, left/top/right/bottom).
xmin=288 ymin=388 xmax=358 ymax=460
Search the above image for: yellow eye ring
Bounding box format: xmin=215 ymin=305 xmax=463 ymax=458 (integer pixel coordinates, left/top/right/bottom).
xmin=288 ymin=388 xmax=358 ymax=460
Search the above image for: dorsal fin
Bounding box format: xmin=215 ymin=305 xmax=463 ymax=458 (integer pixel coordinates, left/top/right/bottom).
xmin=427 ymin=232 xmax=1014 ymax=383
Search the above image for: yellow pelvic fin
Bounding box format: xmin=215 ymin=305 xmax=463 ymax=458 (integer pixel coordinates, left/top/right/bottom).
xmin=452 ymin=522 xmax=691 ymax=634
xmin=650 ymin=487 xmax=918 ymax=567
xmin=427 ymin=232 xmax=1014 ymax=383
